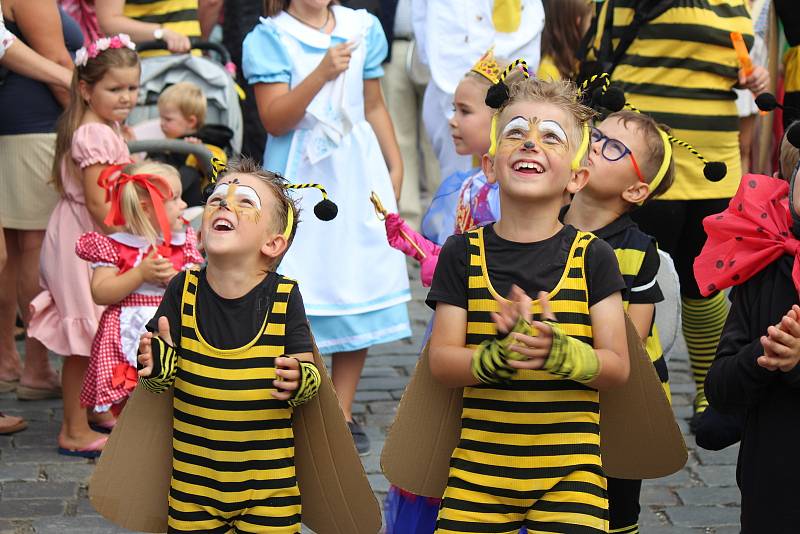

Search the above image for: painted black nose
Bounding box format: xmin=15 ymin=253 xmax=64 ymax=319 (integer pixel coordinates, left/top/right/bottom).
xmin=523 ymin=140 xmax=535 ymax=149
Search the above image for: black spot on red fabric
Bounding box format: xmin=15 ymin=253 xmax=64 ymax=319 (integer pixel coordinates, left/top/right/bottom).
xmin=738 ymin=203 xmax=743 ymax=212
xmin=761 ymin=212 xmax=768 ymax=219
xmin=733 ymin=274 xmax=740 ymax=281
xmin=716 ymin=215 xmax=723 ymax=220
xmin=736 ymin=236 xmax=743 ymax=241
xmin=749 ymin=179 xmax=757 ymax=188
xmin=708 ymin=284 xmax=717 ymax=291
xmin=757 ymin=227 xmax=764 ymax=233
xmin=782 ymin=231 xmax=789 ymax=237
xmin=729 ymin=260 xmax=736 ymax=267
xmin=716 ymin=260 xmax=724 ymax=269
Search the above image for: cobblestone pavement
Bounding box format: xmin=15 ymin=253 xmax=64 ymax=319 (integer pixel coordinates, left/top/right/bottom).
xmin=0 ymin=265 xmax=742 ymax=533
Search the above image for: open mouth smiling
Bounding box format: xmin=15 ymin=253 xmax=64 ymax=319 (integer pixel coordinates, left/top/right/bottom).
xmin=512 ymin=160 xmax=545 ymax=174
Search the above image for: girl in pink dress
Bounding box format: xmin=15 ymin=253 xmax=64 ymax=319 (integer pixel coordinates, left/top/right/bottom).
xmin=28 ymin=35 xmax=140 ymax=457
xmin=76 ymin=161 xmax=202 ymax=417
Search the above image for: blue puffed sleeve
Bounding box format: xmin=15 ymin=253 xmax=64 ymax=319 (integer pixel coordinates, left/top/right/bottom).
xmin=243 ymin=19 xmax=292 ymax=85
xmin=363 ymin=13 xmax=388 ymax=79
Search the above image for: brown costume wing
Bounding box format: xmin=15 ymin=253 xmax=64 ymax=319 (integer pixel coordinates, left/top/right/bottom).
xmin=89 ymin=348 xmax=381 ymax=533
xmin=381 ymin=315 xmax=687 ymax=498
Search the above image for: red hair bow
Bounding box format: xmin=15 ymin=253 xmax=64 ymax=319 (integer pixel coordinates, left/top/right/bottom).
xmin=97 ymin=164 xmax=173 ymax=253
xmin=694 ymin=174 xmax=800 ymax=297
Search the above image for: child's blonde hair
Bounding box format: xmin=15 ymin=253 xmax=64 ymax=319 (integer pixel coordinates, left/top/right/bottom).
xmin=496 ymin=77 xmax=595 ymax=162
xmin=158 ymin=82 xmax=207 ymax=127
xmin=118 ymin=161 xmax=179 ymax=243
xmin=780 ymin=124 xmax=800 ymax=180
xmin=608 ymin=110 xmax=676 ymax=201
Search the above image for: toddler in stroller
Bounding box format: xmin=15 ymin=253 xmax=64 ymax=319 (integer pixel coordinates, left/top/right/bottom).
xmin=152 ymin=81 xmax=233 ymax=206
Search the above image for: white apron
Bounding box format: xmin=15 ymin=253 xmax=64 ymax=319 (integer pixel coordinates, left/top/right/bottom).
xmin=272 ymin=7 xmax=411 ymax=316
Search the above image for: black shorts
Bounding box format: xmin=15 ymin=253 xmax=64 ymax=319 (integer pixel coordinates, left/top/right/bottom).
xmin=631 ymin=198 xmax=730 ymax=299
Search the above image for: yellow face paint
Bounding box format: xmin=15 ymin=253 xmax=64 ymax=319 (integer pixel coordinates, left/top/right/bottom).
xmin=497 ymin=115 xmax=570 ymax=155
xmin=205 ymin=180 xmax=262 ymax=223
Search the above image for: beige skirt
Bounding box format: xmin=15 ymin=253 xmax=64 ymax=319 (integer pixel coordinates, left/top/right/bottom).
xmin=0 ymin=133 xmax=59 ymax=230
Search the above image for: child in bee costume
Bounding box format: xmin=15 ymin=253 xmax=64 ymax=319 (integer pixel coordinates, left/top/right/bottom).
xmin=88 ymin=158 xmax=380 ymax=534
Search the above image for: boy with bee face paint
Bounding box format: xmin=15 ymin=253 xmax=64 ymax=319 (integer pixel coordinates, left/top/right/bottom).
xmin=135 ymin=158 xmax=336 ymax=533
xmin=425 ymin=71 xmax=629 ymax=532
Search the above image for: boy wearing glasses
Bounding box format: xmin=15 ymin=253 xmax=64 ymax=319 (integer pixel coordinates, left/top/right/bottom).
xmin=562 ymin=109 xmax=676 ymax=534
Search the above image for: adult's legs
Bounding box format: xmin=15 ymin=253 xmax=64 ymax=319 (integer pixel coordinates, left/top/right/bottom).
xmin=6 ymin=229 xmax=59 ymax=394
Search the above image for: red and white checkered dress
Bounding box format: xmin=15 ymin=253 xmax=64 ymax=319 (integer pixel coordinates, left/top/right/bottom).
xmin=75 ymin=229 xmax=204 ymax=412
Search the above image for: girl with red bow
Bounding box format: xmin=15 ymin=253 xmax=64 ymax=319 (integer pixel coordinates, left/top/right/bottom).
xmin=75 ymin=161 xmax=202 ymax=421
xmin=694 ymin=129 xmax=800 ymax=532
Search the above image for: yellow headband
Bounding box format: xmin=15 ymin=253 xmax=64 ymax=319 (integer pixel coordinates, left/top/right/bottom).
xmin=648 ymin=128 xmax=673 ymax=195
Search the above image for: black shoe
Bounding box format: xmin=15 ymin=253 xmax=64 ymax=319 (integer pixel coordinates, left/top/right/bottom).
xmin=348 ymin=421 xmax=371 ymax=456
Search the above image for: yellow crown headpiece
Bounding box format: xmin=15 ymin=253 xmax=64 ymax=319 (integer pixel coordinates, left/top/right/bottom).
xmin=471 ymin=48 xmax=501 ymax=85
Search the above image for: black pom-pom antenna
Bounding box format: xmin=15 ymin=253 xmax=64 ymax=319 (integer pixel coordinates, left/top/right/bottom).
xmin=313 ymin=198 xmax=338 ymax=221
xmin=704 ymin=161 xmax=727 ymax=182
xmin=756 ymin=93 xmax=800 ymax=149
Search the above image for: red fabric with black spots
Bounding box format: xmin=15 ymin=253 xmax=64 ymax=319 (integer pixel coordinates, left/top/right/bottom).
xmin=694 ymin=174 xmax=800 ymax=297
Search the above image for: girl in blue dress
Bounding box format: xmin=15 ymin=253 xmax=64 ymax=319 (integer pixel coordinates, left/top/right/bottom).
xmin=243 ymin=0 xmax=410 ymax=455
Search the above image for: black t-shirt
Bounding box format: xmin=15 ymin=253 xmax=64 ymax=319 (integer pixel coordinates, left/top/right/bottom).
xmin=146 ymin=270 xmax=313 ymax=353
xmin=426 ymin=224 xmax=626 ymax=310
xmin=582 ymin=211 xmax=664 ymax=306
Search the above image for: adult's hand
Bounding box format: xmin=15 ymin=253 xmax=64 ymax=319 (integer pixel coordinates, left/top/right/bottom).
xmin=161 ymin=27 xmax=191 ymax=54
xmin=738 ymin=65 xmax=770 ymax=95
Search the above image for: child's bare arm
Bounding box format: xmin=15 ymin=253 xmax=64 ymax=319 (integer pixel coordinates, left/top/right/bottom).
xmin=585 ymin=291 xmax=630 ymax=389
xmin=428 ymin=303 xmax=479 ymax=388
xmin=627 ymin=303 xmax=655 ymax=343
xmin=82 ymin=164 xmax=117 ymax=233
xmin=364 ymin=79 xmax=403 ymax=200
xmin=90 ymin=252 xmax=175 ymax=305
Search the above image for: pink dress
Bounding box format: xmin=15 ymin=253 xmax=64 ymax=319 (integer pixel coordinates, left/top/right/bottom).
xmin=28 ymin=123 xmax=131 ymax=357
xmin=75 ymin=230 xmax=203 ymax=412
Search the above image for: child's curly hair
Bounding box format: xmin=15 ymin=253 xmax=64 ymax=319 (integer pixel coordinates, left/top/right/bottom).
xmin=495 ymin=77 xmax=595 ymax=163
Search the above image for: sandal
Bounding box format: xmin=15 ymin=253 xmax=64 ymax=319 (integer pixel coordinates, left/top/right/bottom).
xmin=16 ymin=384 xmax=62 ymax=401
xmin=89 ymin=419 xmax=117 ymax=434
xmin=0 ymin=413 xmax=27 ymax=435
xmin=57 ymin=436 xmax=108 ymax=459
xmin=0 ymin=378 xmax=19 ymax=394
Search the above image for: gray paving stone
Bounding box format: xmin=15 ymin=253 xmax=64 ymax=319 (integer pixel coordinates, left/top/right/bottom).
xmin=357 ymin=376 xmax=410 ymax=391
xmin=694 ymin=465 xmax=737 ymax=487
xmin=366 ymin=401 xmax=399 ymax=415
xmin=0 ymin=500 xmax=64 ymax=519
xmin=354 ymin=390 xmax=393 ymax=402
xmin=367 ymin=473 xmax=390 ymax=494
xmin=677 ymin=486 xmax=740 ymax=507
xmin=40 ymin=463 xmax=95 ymax=484
xmin=665 ymin=505 xmax=741 ymax=528
xmin=31 ymin=514 xmax=133 ymax=533
xmin=640 ymin=484 xmax=679 ymax=506
xmin=1 ymin=481 xmax=78 ymax=500
xmin=695 ymin=445 xmax=740 ymax=466
xmin=0 ymin=464 xmax=40 ymax=482
xmin=0 ymin=448 xmax=83 ymax=465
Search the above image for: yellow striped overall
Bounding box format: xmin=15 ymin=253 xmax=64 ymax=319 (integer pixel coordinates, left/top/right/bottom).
xmin=435 ymin=228 xmax=609 ymax=534
xmin=167 ymin=271 xmax=301 ymax=534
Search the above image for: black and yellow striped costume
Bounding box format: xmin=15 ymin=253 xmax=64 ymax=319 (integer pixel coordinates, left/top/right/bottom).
xmin=141 ymin=271 xmax=302 ymax=534
xmin=436 ymin=228 xmax=608 ymax=534
xmin=124 ymin=0 xmax=200 ymax=57
xmin=598 ymin=217 xmax=669 ymax=534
